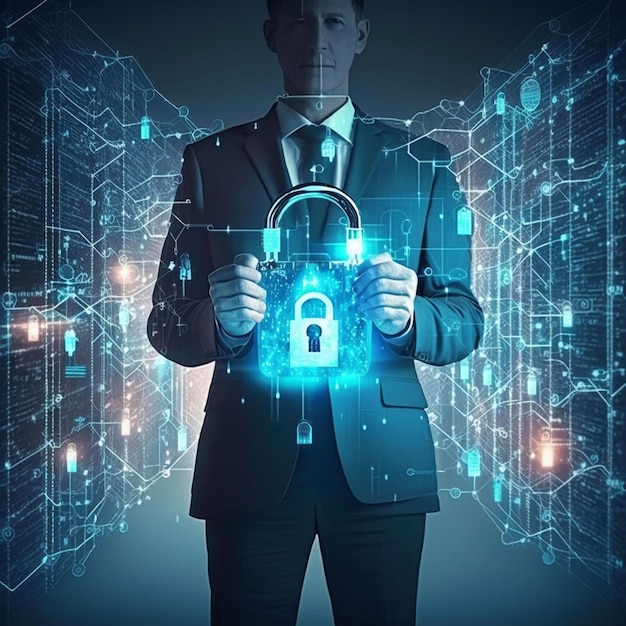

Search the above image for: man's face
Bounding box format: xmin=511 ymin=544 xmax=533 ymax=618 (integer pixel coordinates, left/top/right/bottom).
xmin=264 ymin=0 xmax=370 ymax=97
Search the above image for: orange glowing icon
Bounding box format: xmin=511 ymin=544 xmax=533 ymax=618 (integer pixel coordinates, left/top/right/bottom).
xmin=541 ymin=443 xmax=554 ymax=468
xmin=28 ymin=315 xmax=40 ymax=342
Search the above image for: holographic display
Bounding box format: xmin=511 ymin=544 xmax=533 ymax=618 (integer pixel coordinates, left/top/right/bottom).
xmin=258 ymin=182 xmax=369 ymax=378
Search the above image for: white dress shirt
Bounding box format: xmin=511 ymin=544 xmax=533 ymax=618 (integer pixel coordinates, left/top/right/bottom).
xmin=276 ymin=96 xmax=355 ymax=188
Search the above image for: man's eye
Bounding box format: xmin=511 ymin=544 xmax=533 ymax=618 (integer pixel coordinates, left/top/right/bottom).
xmin=327 ymin=18 xmax=344 ymax=26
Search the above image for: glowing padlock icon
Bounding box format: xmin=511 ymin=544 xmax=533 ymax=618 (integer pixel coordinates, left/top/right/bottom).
xmin=259 ymin=182 xmax=369 ymax=377
xmin=289 ymin=292 xmax=338 ymax=368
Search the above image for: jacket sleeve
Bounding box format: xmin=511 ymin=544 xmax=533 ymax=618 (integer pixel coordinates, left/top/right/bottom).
xmin=395 ymin=143 xmax=484 ymax=366
xmin=146 ymin=143 xmax=237 ymax=367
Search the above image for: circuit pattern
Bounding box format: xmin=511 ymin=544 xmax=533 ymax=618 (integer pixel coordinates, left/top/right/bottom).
xmin=0 ymin=0 xmax=222 ymax=600
xmin=404 ymin=5 xmax=625 ymax=601
xmin=0 ymin=0 xmax=624 ymax=612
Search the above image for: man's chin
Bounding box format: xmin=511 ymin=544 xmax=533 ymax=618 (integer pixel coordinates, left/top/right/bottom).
xmin=299 ymin=65 xmax=334 ymax=71
xmin=285 ymin=84 xmax=344 ymax=98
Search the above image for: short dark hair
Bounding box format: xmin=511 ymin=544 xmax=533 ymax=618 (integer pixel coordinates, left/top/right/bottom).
xmin=266 ymin=0 xmax=365 ymax=22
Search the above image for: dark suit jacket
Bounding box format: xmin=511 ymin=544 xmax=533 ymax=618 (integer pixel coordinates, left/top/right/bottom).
xmin=147 ymin=103 xmax=484 ymax=518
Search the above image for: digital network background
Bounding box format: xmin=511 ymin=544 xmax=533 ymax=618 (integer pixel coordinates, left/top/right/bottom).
xmin=1 ymin=0 xmax=625 ymax=620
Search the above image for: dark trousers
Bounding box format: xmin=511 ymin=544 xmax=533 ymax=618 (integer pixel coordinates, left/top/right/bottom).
xmin=204 ymin=386 xmax=427 ymax=626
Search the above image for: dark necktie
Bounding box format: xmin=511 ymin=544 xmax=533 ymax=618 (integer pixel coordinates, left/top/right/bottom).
xmin=296 ymin=124 xmax=338 ymax=186
xmin=295 ymin=124 xmax=338 ymax=241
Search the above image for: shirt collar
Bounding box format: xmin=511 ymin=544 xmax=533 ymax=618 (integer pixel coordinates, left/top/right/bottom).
xmin=276 ymin=97 xmax=355 ymax=145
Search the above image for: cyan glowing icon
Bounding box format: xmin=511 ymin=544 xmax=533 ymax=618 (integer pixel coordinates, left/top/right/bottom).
xmin=64 ymin=328 xmax=78 ymax=357
xmin=493 ymin=478 xmax=503 ymax=502
xmin=321 ymin=127 xmax=336 ymax=162
xmin=141 ymin=116 xmax=150 ymax=140
xmin=67 ymin=443 xmax=77 ymax=473
xmin=179 ymin=253 xmax=192 ymax=281
xmin=457 ymin=207 xmax=472 ymax=235
xmin=482 ymin=362 xmax=493 ymax=387
xmin=177 ymin=427 xmax=188 ymax=451
xmin=562 ymin=303 xmax=573 ymax=328
xmin=496 ymin=92 xmax=506 ymax=115
xmin=466 ymin=448 xmax=481 ymax=477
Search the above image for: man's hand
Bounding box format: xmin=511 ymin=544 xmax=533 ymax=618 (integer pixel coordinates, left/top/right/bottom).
xmin=208 ymin=253 xmax=266 ymax=337
xmin=353 ymin=253 xmax=417 ymax=336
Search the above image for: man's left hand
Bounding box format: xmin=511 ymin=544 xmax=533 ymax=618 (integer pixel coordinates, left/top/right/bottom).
xmin=353 ymin=253 xmax=417 ymax=336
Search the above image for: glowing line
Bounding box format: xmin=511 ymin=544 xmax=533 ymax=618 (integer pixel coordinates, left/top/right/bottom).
xmin=5 ymin=0 xmax=49 ymax=28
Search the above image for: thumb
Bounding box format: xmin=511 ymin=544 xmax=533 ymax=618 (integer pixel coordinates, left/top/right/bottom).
xmin=233 ymin=253 xmax=259 ymax=270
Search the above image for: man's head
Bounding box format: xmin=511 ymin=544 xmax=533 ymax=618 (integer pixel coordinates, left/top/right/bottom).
xmin=263 ymin=0 xmax=370 ymax=99
xmin=266 ymin=0 xmax=365 ymax=22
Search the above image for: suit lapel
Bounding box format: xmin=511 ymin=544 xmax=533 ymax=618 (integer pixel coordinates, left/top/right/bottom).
xmin=343 ymin=108 xmax=390 ymax=207
xmin=320 ymin=107 xmax=391 ymax=241
xmin=243 ymin=103 xmax=291 ymax=210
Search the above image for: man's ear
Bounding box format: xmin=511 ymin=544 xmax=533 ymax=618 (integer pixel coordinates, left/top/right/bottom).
xmin=355 ymin=18 xmax=370 ymax=55
xmin=263 ymin=20 xmax=277 ymax=53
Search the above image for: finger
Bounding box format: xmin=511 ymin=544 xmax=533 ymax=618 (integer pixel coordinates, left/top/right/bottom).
xmin=216 ymin=307 xmax=265 ymax=326
xmin=356 ymin=252 xmax=392 ymax=276
xmin=354 ymin=264 xmax=416 ymax=295
xmin=209 ymin=263 xmax=262 ymax=285
xmin=358 ymin=294 xmax=414 ymax=316
xmin=359 ymin=307 xmax=412 ymax=330
xmin=213 ymin=294 xmax=267 ymax=317
xmin=233 ymin=253 xmax=259 ymax=270
xmin=209 ymin=278 xmax=266 ymax=302
xmin=354 ymin=276 xmax=416 ymax=301
xmin=356 ymin=261 xmax=412 ymax=286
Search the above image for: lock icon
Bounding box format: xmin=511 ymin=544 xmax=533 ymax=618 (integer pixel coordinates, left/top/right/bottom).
xmin=258 ymin=182 xmax=370 ymax=377
xmin=289 ymin=292 xmax=338 ymax=368
xmin=261 ymin=182 xmax=364 ymax=266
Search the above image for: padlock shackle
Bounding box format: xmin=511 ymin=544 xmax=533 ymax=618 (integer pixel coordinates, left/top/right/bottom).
xmin=293 ymin=292 xmax=334 ymax=320
xmin=265 ymin=182 xmax=362 ymax=229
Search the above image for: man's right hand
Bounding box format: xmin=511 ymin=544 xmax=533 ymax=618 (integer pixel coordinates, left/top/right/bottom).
xmin=208 ymin=253 xmax=266 ymax=337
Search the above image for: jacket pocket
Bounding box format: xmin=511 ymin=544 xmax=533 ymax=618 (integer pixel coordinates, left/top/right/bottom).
xmin=379 ymin=377 xmax=428 ymax=409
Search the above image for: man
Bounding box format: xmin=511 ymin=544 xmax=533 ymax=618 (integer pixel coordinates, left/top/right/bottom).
xmin=147 ymin=0 xmax=484 ymax=624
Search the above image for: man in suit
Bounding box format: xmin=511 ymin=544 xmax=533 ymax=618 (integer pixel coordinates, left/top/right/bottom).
xmin=147 ymin=0 xmax=484 ymax=624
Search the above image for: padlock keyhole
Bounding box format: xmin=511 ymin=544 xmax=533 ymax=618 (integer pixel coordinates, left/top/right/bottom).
xmin=306 ymin=324 xmax=322 ymax=352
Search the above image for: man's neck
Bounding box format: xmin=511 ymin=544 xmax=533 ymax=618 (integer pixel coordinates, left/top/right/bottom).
xmin=281 ymin=95 xmax=349 ymax=124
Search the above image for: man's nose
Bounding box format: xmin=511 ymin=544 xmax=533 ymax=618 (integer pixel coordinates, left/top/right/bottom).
xmin=306 ymin=20 xmax=329 ymax=53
